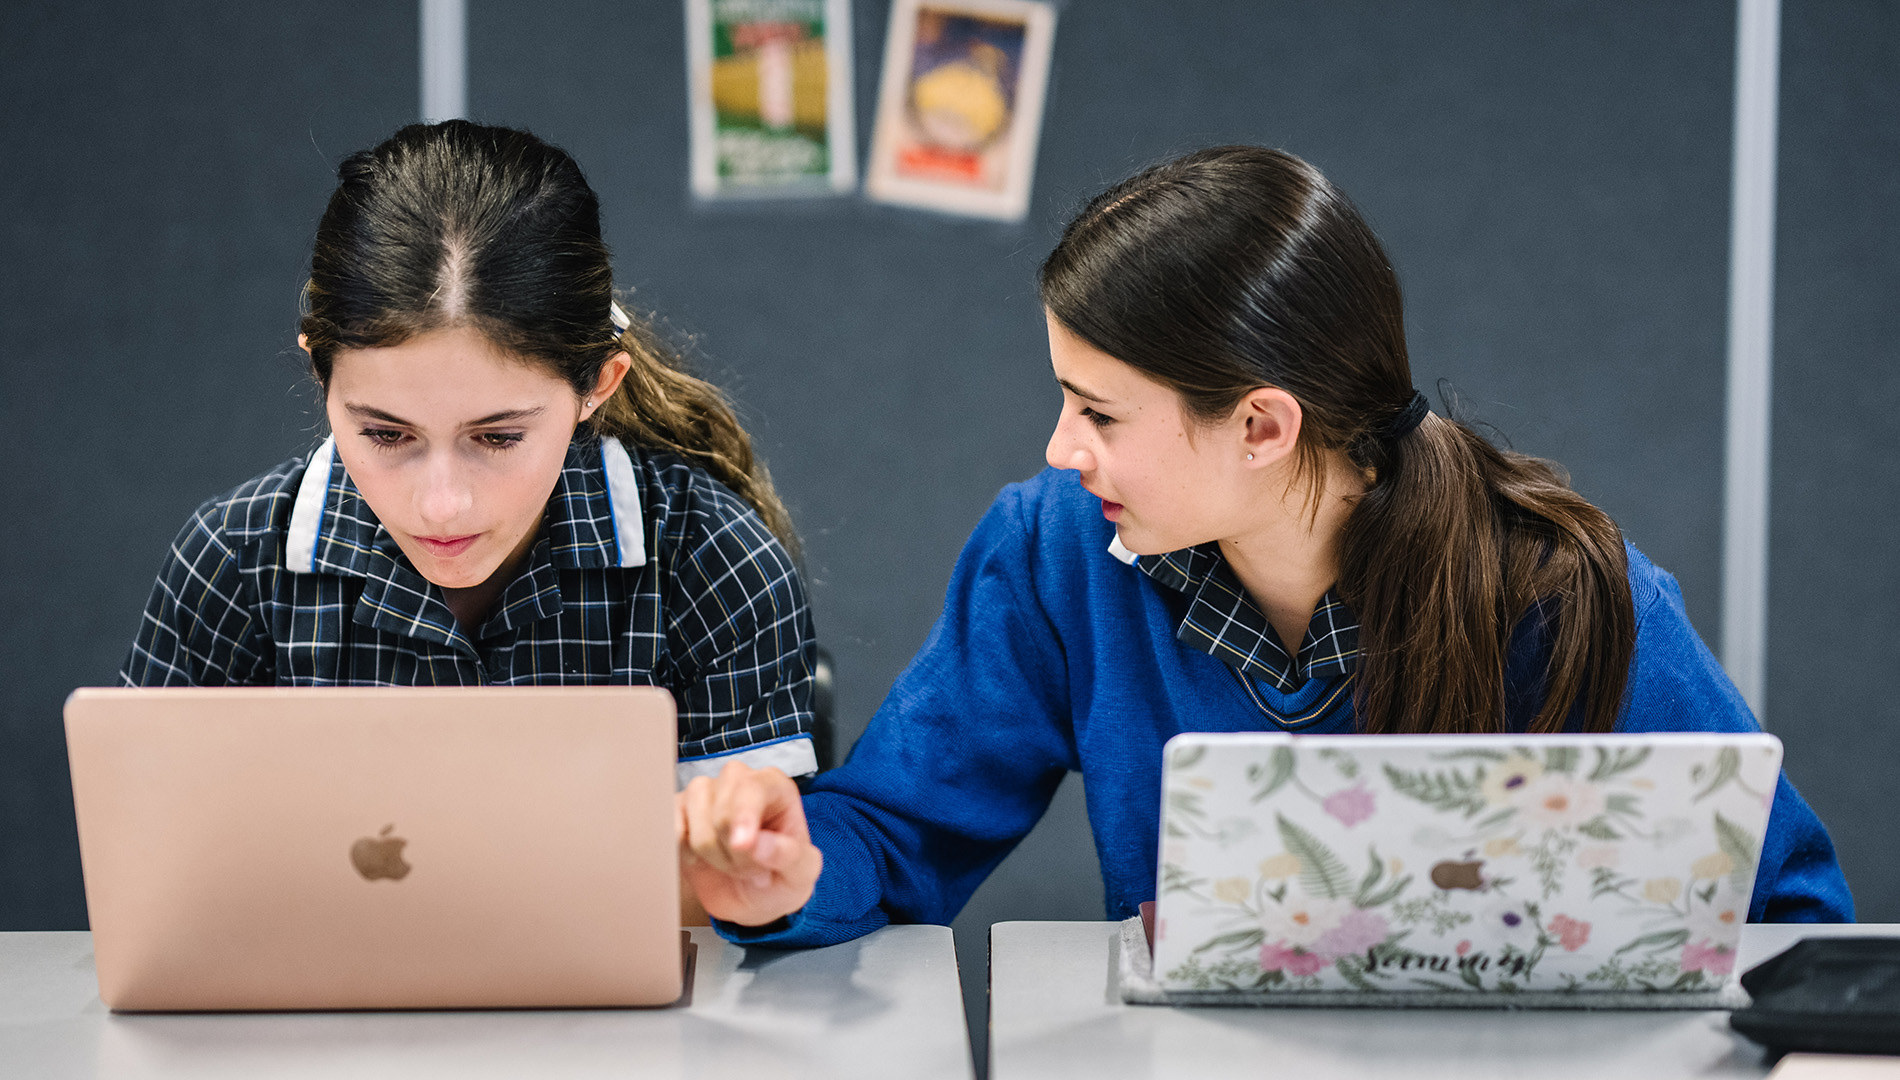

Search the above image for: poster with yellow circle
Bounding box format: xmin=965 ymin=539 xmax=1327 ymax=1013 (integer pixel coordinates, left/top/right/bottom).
xmin=866 ymin=0 xmax=1056 ymax=221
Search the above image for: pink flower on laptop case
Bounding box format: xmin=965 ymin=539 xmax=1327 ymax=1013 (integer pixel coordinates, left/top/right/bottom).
xmin=1153 ymin=734 xmax=1781 ymax=995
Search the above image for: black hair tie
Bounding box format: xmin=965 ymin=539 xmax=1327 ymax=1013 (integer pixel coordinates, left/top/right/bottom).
xmin=1384 ymin=390 xmax=1431 ymax=443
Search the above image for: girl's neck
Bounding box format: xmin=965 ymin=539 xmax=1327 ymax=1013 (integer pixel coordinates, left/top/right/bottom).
xmin=1217 ymin=454 xmax=1364 ymax=658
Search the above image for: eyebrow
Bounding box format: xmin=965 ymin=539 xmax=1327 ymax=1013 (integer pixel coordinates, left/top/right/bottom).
xmin=1056 ymin=378 xmax=1111 ymax=404
xmin=343 ymin=403 xmax=547 ymax=427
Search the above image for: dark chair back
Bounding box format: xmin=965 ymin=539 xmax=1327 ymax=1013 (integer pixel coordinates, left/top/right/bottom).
xmin=811 ymin=645 xmax=836 ymax=771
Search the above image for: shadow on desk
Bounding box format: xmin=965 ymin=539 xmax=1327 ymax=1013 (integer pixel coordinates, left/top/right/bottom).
xmin=2 ymin=926 xmax=973 ymax=1080
xmin=1089 ymin=922 xmax=1770 ymax=1074
xmin=93 ymin=935 xmax=900 ymax=1073
xmin=990 ymin=922 xmax=1891 ymax=1080
xmin=97 ymin=1008 xmax=692 ymax=1075
xmin=731 ymin=934 xmax=894 ymax=1024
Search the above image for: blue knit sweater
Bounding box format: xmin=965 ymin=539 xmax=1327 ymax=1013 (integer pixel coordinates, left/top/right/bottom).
xmin=726 ymin=469 xmax=1854 ymax=946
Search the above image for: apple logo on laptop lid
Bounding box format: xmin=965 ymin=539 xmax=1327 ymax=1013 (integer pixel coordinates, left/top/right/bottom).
xmin=351 ymin=824 xmax=412 ymax=881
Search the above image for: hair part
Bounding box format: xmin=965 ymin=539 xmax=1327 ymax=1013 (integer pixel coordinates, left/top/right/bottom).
xmin=299 ymin=120 xmax=797 ymax=549
xmin=1041 ymin=146 xmax=1634 ymax=734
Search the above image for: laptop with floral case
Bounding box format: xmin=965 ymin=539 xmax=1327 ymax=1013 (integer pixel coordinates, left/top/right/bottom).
xmin=1152 ymin=732 xmax=1781 ymax=998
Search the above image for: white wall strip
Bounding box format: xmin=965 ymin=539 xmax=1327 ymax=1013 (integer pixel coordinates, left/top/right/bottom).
xmin=1721 ymin=0 xmax=1782 ymax=722
xmin=420 ymin=0 xmax=467 ymax=122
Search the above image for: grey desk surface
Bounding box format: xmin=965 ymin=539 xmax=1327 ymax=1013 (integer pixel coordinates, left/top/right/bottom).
xmin=0 ymin=925 xmax=975 ymax=1079
xmin=989 ymin=921 xmax=1893 ymax=1080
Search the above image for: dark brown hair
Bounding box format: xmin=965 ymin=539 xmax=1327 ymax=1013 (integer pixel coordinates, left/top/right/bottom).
xmin=1040 ymin=146 xmax=1634 ymax=734
xmin=298 ymin=120 xmax=796 ymax=547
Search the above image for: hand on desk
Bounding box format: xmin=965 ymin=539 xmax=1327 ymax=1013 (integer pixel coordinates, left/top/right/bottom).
xmin=678 ymin=762 xmax=822 ymax=928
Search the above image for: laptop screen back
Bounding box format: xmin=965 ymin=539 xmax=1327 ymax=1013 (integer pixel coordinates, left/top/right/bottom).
xmin=1153 ymin=731 xmax=1781 ymax=996
xmin=65 ymin=686 xmax=681 ymax=1011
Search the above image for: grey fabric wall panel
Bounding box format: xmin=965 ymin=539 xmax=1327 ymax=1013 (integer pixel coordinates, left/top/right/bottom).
xmin=467 ymin=0 xmax=1740 ymax=762
xmin=0 ymin=4 xmax=415 ymax=928
xmin=1772 ymin=0 xmax=1900 ymax=921
xmin=2 ymin=7 xmax=1877 ymax=1063
xmin=467 ymin=0 xmax=1740 ymax=1061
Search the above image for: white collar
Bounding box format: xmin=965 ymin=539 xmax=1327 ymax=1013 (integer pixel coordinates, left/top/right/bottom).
xmin=282 ymin=435 xmax=648 ymax=573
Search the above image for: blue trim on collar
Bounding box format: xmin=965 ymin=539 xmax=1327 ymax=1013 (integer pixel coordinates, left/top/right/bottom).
xmin=283 ymin=437 xmax=337 ymax=574
xmin=599 ymin=436 xmax=648 ymax=568
xmin=295 ymin=434 xmax=635 ymax=580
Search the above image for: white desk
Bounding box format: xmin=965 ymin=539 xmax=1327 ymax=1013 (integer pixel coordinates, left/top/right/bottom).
xmin=989 ymin=921 xmax=1890 ymax=1080
xmin=0 ymin=925 xmax=975 ymax=1079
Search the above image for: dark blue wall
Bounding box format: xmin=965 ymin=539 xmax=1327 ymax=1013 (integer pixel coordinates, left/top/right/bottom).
xmin=1771 ymin=0 xmax=1900 ymax=919
xmin=2 ymin=0 xmax=1892 ymax=1065
xmin=1 ymin=1 xmax=415 ymax=929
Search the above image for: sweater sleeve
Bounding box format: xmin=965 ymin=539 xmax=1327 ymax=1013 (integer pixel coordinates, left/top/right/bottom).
xmin=715 ymin=483 xmax=1075 ymax=946
xmin=1617 ymin=547 xmax=1854 ymax=923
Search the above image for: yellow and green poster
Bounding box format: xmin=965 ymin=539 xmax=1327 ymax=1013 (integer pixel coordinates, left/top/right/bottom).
xmin=688 ymin=0 xmax=857 ymax=198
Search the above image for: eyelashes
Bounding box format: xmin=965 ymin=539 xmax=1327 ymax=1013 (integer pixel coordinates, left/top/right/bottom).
xmin=1081 ymin=408 xmax=1115 ymax=428
xmin=357 ymin=428 xmax=525 ymax=452
xmin=359 ymin=427 xmax=409 ymax=449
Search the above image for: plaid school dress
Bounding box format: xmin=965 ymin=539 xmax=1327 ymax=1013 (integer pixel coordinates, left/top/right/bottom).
xmin=122 ymin=432 xmax=818 ymax=783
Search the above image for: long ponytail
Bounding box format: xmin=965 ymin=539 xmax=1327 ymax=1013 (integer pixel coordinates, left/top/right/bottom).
xmin=592 ymin=308 xmax=798 ymax=551
xmin=1340 ymin=412 xmax=1632 ymax=733
xmin=1041 ymin=146 xmax=1635 ymax=733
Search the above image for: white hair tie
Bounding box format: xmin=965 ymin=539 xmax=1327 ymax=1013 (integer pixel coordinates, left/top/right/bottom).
xmin=609 ymin=300 xmax=631 ymax=332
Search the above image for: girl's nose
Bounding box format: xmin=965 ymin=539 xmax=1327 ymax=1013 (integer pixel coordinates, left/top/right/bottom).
xmin=1045 ymin=414 xmax=1096 ymax=473
xmin=415 ymin=454 xmax=473 ymax=526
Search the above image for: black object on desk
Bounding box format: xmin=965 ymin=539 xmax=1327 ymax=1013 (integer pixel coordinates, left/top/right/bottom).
xmin=1729 ymin=937 xmax=1900 ymax=1056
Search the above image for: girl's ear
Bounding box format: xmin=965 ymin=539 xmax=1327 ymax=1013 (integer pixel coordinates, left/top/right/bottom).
xmin=581 ymin=352 xmax=633 ymax=419
xmin=297 ymin=334 xmax=310 ymax=355
xmin=1238 ymin=386 xmax=1302 ymax=466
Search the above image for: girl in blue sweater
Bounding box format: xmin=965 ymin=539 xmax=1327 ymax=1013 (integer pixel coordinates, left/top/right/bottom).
xmin=678 ymin=147 xmax=1854 ymax=942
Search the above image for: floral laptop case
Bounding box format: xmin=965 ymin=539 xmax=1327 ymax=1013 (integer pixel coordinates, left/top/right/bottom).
xmin=1152 ymin=732 xmax=1781 ymax=997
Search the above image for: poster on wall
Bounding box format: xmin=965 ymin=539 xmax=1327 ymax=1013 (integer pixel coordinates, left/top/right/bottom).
xmin=686 ymin=0 xmax=857 ymax=198
xmin=865 ymin=0 xmax=1055 ymax=222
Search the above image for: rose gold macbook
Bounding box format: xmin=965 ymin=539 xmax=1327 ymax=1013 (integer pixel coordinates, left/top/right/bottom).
xmin=64 ymin=687 xmax=682 ymax=1011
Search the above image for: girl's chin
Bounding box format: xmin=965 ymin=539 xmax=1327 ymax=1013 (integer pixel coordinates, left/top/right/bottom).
xmin=1110 ymin=521 xmax=1149 ymax=549
xmin=411 ymin=553 xmax=501 ymax=590
xmin=1115 ymin=527 xmax=1194 ymax=558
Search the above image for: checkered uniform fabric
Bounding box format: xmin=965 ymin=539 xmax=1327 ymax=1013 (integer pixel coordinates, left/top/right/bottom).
xmin=122 ymin=434 xmax=815 ymax=770
xmin=1133 ymin=543 xmax=1359 ymax=692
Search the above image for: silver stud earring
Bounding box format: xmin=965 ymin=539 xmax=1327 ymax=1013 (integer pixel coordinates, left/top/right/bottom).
xmin=1246 ymin=453 xmax=1255 ymax=461
xmin=584 ymin=399 xmax=595 ymax=408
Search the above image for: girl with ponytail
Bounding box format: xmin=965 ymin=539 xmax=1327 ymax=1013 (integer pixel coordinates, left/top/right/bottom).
xmin=124 ymin=121 xmax=819 ymax=795
xmin=679 ymin=146 xmax=1850 ymax=939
